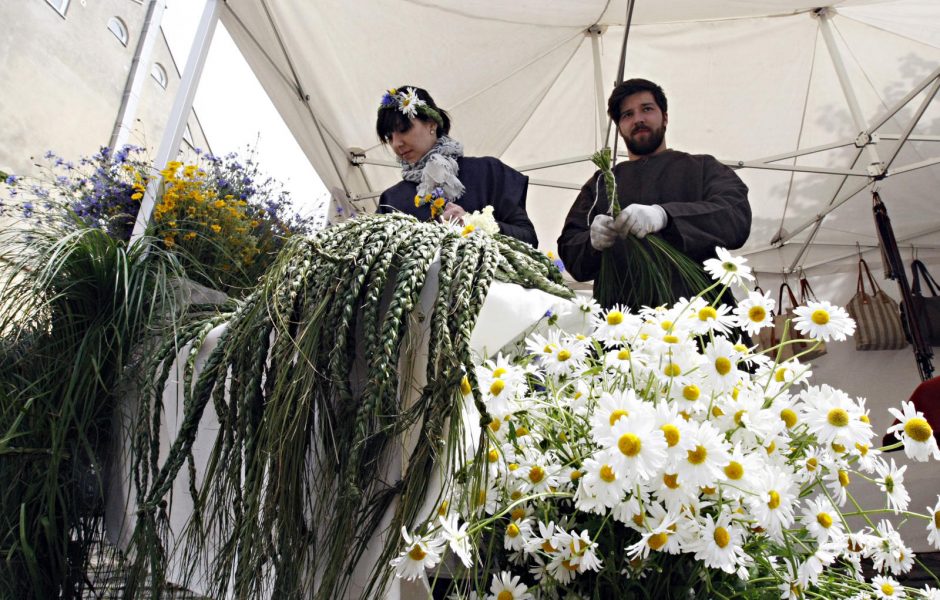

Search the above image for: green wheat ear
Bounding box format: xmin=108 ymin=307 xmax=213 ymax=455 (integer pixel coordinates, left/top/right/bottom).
xmin=121 ymin=213 xmax=572 ymax=598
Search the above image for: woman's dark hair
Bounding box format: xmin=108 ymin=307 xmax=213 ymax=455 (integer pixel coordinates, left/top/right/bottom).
xmin=376 ymin=85 xmax=452 ymax=143
xmin=607 ymin=78 xmax=668 ymax=123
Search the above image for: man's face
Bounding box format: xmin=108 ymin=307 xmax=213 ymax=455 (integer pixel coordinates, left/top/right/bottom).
xmin=617 ymin=91 xmax=668 ymax=157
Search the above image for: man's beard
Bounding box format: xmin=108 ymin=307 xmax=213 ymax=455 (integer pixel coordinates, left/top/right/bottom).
xmin=625 ymin=124 xmax=665 ymax=156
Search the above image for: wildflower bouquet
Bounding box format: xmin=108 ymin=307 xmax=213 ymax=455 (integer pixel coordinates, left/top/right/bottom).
xmin=391 ymin=249 xmax=940 ymax=599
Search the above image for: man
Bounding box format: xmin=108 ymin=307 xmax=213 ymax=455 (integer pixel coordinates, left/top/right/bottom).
xmin=557 ymin=78 xmax=751 ymax=307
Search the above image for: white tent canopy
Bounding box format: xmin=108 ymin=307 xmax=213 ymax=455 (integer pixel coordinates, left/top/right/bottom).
xmin=206 ymin=0 xmax=940 ymax=278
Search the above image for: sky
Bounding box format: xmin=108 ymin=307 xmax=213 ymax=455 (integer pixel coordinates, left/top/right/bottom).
xmin=161 ymin=0 xmax=328 ymax=222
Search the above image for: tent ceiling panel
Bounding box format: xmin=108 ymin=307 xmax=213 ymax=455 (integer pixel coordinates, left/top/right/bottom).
xmin=222 ymin=0 xmax=940 ymax=275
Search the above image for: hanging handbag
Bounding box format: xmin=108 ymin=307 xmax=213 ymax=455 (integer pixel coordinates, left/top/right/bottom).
xmin=845 ymin=258 xmax=908 ymax=351
xmin=797 ymin=275 xmax=828 ymax=360
xmin=901 ymin=259 xmax=940 ymax=346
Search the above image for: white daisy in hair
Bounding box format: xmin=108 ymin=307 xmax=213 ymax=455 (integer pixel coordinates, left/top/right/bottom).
xmin=874 ymin=458 xmax=910 ymax=513
xmin=928 ymin=496 xmax=940 ymax=550
xmin=887 ymin=400 xmax=940 ymax=462
xmin=397 ymin=87 xmax=425 ymax=118
xmin=792 ymin=299 xmax=856 ymax=341
xmin=390 ymin=526 xmax=445 ymax=583
xmin=487 ymin=570 xmax=533 ymax=600
xmin=703 ymin=246 xmax=755 ymax=286
xmin=800 ymin=496 xmax=845 ymax=545
xmin=592 ymin=303 xmax=641 ymax=344
xmin=733 ymin=288 xmax=776 ymax=335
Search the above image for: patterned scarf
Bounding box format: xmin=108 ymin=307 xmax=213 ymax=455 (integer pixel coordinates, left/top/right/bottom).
xmin=400 ymin=135 xmax=466 ymax=200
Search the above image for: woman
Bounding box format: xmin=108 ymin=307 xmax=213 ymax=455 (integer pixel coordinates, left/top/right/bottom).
xmin=375 ymin=86 xmax=538 ymax=246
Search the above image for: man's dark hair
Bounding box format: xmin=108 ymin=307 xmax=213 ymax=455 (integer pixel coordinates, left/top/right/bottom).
xmin=607 ymin=78 xmax=668 ymax=123
xmin=376 ymin=85 xmax=452 ymax=143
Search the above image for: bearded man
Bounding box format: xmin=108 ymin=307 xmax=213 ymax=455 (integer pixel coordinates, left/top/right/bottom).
xmin=557 ymin=78 xmax=752 ymax=308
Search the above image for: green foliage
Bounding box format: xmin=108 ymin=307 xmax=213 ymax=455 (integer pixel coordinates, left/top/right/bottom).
xmin=0 ymin=221 xmax=190 ymax=598
xmin=125 ymin=214 xmax=572 ymax=598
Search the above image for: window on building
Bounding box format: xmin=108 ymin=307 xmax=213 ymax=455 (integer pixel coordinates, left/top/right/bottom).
xmin=151 ymin=63 xmax=167 ymax=89
xmin=46 ymin=0 xmax=69 ymax=16
xmin=108 ymin=17 xmax=129 ymax=46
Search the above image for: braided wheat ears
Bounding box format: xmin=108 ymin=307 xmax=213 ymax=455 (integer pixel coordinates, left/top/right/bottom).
xmin=125 ymin=213 xmax=572 ymax=598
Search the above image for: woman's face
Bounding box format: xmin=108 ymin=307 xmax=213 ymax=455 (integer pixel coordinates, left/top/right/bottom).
xmin=390 ymin=118 xmax=437 ymax=164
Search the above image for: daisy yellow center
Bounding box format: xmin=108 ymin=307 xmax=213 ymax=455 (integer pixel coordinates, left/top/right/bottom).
xmin=498 ymin=592 xmax=513 ymax=600
xmin=529 ymin=466 xmax=545 ymax=484
xmin=488 ymin=449 xmax=499 ymax=463
xmin=477 ymin=489 xmax=487 ymax=506
xmin=508 ymin=463 xmax=519 ymax=471
xmin=460 ymin=224 xmax=476 ymax=237
xmin=490 ymin=380 xmax=506 ymax=396
xmin=780 ymin=408 xmax=798 ymax=429
xmin=648 ymin=532 xmax=669 ymax=550
xmin=860 ymin=414 xmax=870 ymax=423
xmin=722 ymin=261 xmax=738 ymax=272
xmin=562 ymin=559 xmax=579 ymax=571
xmin=663 ymin=362 xmax=681 ymax=377
xmin=905 ymin=417 xmax=933 ymax=442
xmin=632 ymin=514 xmax=645 ymax=526
xmin=934 ymin=510 xmax=940 ymax=528
xmin=570 ymin=470 xmax=582 ymax=481
xmin=558 ymin=432 xmax=568 ymax=442
xmin=702 ymin=486 xmax=716 ymax=495
xmin=714 ymin=356 xmax=732 ymax=375
xmin=855 ymin=443 xmax=869 ymax=456
xmin=683 ymin=384 xmax=700 ymax=401
xmin=734 ymin=343 xmax=748 ymax=353
xmin=806 ymin=457 xmax=818 ymax=471
xmin=881 ymin=583 xmax=895 ymax=596
xmin=884 ymin=475 xmax=895 ymax=493
xmin=765 ymin=440 xmax=776 ymax=455
xmin=459 ymin=376 xmax=471 ymax=396
xmin=408 ymin=544 xmax=426 ymax=561
xmin=817 ymin=512 xmax=833 ymax=529
xmin=600 ymin=464 xmax=617 ymax=483
xmin=493 ymin=367 xmax=507 ymax=377
xmin=724 ymin=461 xmax=744 ymax=480
xmin=663 ymin=473 xmax=679 ymax=489
xmin=515 ymin=426 xmax=529 ymax=437
xmin=619 ymin=433 xmax=642 ymax=457
xmin=607 ymin=311 xmax=624 ymax=325
xmin=557 ymin=349 xmax=572 ymax=362
xmin=734 ymin=410 xmax=746 ymax=426
xmin=831 ymin=442 xmax=845 ymax=453
xmin=543 ymin=344 xmax=554 ymax=353
xmin=827 ymin=408 xmax=849 ymax=427
xmin=660 ymin=320 xmax=673 ymax=331
xmin=687 ymin=445 xmax=708 ymax=465
xmin=767 ymin=490 xmax=781 ymax=509
xmin=663 ymin=334 xmax=680 ymax=344
xmin=510 ymin=490 xmax=522 ymax=501
xmin=699 ymin=307 xmax=718 ymax=321
xmin=713 ymin=526 xmax=731 ymax=548
xmin=661 ymin=424 xmax=681 ymax=447
xmin=775 ymin=368 xmax=788 ymax=382
xmin=838 ymin=470 xmax=850 ymax=487
xmin=748 ymin=306 xmax=766 ymax=322
xmin=507 ymin=523 xmax=520 ymax=538
xmin=541 ymin=540 xmax=557 ymax=553
xmin=712 ymin=406 xmax=725 ymax=418
xmin=489 ymin=417 xmax=501 ymax=432
xmin=617 ymin=348 xmax=631 ymax=360
xmin=811 ymin=309 xmax=830 ymax=325
xmin=609 ymin=409 xmax=629 ymax=426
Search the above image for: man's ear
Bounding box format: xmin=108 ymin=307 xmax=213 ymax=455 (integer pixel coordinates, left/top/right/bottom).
xmin=663 ymin=111 xmax=668 ymax=127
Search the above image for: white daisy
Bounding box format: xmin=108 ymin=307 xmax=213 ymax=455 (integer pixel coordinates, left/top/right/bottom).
xmin=597 ymin=411 xmax=668 ymax=482
xmin=573 ymin=295 xmax=602 ymax=319
xmin=575 ymin=456 xmax=630 ymax=513
xmin=702 ymin=337 xmax=744 ymax=393
xmin=733 ymin=289 xmax=776 ymax=335
xmin=487 ymin=570 xmax=533 ymax=600
xmin=748 ymin=466 xmax=798 ymax=541
xmin=871 ymin=574 xmax=905 ymax=599
xmin=926 ymin=496 xmax=940 ymax=550
xmin=438 ymin=513 xmax=473 ymax=567
xmin=397 ymin=87 xmax=425 ymax=118
xmin=689 ymin=512 xmax=750 ymax=574
xmin=869 ymin=520 xmax=915 ymax=575
xmin=792 ymin=300 xmax=856 ymax=342
xmin=504 ymin=518 xmax=534 ymax=552
xmin=389 ymin=526 xmax=445 ymax=583
xmin=887 ymin=401 xmax=940 ymax=462
xmin=674 ymin=420 xmax=731 ymax=489
xmin=625 ymin=507 xmax=683 ymax=559
xmin=801 ymin=384 xmax=873 ymax=448
xmin=553 ymin=528 xmax=602 ymax=573
xmin=703 ymin=247 xmax=754 ymax=285
xmin=589 ymin=389 xmax=645 ymax=440
xmin=592 ymin=304 xmax=641 ymax=344
xmin=603 ymin=345 xmax=635 ymax=374
xmin=797 ymin=541 xmax=839 ymax=588
xmin=875 ymin=458 xmax=910 ymax=513
xmin=800 ymin=496 xmax=845 ymax=544
xmin=823 ymin=464 xmax=853 ymax=506
xmin=523 ymin=520 xmax=560 ymax=556
xmin=687 ymin=296 xmax=736 ymax=336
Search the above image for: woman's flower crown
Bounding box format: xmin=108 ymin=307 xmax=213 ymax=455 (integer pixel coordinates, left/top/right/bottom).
xmin=379 ymin=87 xmax=444 ymax=128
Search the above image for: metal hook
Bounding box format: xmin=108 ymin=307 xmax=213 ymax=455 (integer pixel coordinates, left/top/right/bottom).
xmin=856 ymin=241 xmax=862 ymax=261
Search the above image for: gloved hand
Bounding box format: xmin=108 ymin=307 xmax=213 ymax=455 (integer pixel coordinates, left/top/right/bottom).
xmin=590 ymin=214 xmax=618 ymax=250
xmin=617 ymin=204 xmax=668 ymax=239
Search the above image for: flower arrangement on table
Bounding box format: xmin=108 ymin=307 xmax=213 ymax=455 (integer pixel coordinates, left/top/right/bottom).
xmin=1 ymin=146 xmax=317 ymax=297
xmin=390 ymin=249 xmax=940 ymax=599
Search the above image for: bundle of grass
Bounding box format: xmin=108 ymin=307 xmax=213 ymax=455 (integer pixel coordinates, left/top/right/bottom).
xmin=0 ymin=222 xmax=189 ymax=599
xmin=126 ymin=213 xmax=572 ymax=598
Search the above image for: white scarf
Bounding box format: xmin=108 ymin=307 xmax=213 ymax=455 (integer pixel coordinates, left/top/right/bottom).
xmin=400 ymin=135 xmax=466 ymax=200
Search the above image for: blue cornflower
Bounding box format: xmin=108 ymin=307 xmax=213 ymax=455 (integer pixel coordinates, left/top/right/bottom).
xmin=4 ymin=174 xmax=17 ymax=185
xmin=22 ymin=202 xmax=34 ymax=218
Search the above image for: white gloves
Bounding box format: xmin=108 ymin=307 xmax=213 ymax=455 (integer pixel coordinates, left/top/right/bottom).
xmin=591 ymin=205 xmax=668 ymax=250
xmin=590 ymin=214 xmax=618 ymax=250
xmin=617 ymin=204 xmax=668 ymax=239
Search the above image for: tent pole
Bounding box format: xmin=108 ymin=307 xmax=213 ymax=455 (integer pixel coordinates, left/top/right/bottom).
xmin=816 ymin=9 xmax=883 ymax=170
xmin=607 ymin=0 xmax=635 ymax=165
xmin=130 ymin=0 xmax=221 ymax=245
xmin=589 ymin=25 xmax=608 ymax=149
xmin=880 ymin=77 xmax=940 ymax=173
